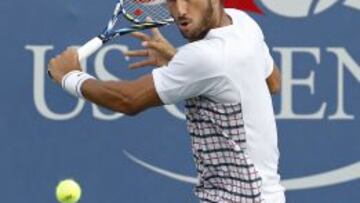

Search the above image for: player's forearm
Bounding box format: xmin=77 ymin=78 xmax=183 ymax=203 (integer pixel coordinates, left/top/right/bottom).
xmin=81 ymin=79 xmax=140 ymax=115
xmin=80 ymin=75 xmax=162 ymax=115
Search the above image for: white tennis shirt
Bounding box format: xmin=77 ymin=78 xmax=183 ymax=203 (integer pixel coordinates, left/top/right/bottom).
xmin=152 ymin=9 xmax=285 ymax=201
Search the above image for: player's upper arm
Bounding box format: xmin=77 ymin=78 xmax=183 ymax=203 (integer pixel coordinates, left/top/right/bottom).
xmin=266 ymin=65 xmax=281 ymax=94
xmin=262 ymin=40 xmax=281 ymax=94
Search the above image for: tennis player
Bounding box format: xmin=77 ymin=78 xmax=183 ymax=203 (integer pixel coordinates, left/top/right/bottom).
xmin=48 ymin=0 xmax=285 ymax=202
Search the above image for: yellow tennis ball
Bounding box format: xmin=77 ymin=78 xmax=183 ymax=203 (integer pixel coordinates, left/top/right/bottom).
xmin=56 ymin=179 xmax=82 ymax=203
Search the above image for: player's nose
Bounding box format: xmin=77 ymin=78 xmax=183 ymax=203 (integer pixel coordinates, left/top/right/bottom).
xmin=175 ymin=0 xmax=188 ymax=17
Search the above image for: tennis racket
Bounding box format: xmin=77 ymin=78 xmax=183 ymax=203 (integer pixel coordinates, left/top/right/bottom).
xmin=77 ymin=0 xmax=174 ymax=60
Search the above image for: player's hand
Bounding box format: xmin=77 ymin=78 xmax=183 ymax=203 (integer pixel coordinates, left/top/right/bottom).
xmin=125 ymin=27 xmax=176 ymax=69
xmin=48 ymin=48 xmax=82 ymax=84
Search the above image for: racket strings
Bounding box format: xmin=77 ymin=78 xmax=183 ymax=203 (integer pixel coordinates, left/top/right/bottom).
xmin=122 ymin=0 xmax=172 ymax=23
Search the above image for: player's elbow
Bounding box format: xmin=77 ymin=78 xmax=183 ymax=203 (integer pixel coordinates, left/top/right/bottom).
xmin=266 ymin=66 xmax=281 ymax=95
xmin=268 ymin=75 xmax=281 ymax=94
xmin=124 ymin=106 xmax=142 ymax=116
xmin=114 ymin=99 xmax=142 ymax=116
xmin=268 ymin=81 xmax=281 ymax=95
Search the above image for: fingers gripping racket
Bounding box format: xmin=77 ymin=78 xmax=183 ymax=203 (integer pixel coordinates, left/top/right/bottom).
xmin=78 ymin=0 xmax=173 ymax=60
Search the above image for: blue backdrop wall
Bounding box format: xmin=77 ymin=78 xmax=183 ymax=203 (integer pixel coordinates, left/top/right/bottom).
xmin=0 ymin=0 xmax=359 ymax=202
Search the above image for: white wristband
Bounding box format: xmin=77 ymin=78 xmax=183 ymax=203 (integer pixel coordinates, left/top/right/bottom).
xmin=61 ymin=70 xmax=95 ymax=99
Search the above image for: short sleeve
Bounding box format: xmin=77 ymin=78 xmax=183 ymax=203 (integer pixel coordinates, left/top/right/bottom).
xmin=226 ymin=9 xmax=274 ymax=78
xmin=263 ymin=41 xmax=274 ymax=78
xmin=152 ymin=44 xmax=225 ymax=104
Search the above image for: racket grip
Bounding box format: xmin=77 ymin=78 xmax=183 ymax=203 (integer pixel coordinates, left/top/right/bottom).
xmin=77 ymin=37 xmax=103 ymax=61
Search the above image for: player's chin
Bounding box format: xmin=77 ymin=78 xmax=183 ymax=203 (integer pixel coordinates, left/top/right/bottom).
xmin=178 ymin=29 xmax=198 ymax=41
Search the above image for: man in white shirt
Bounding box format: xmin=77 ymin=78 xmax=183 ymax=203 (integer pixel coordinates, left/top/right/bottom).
xmin=48 ymin=0 xmax=284 ymax=202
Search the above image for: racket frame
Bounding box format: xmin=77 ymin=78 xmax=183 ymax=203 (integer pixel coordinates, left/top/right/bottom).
xmin=78 ymin=0 xmax=174 ymax=60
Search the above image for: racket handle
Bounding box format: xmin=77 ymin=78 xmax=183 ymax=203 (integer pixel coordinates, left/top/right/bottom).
xmin=77 ymin=37 xmax=103 ymax=61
